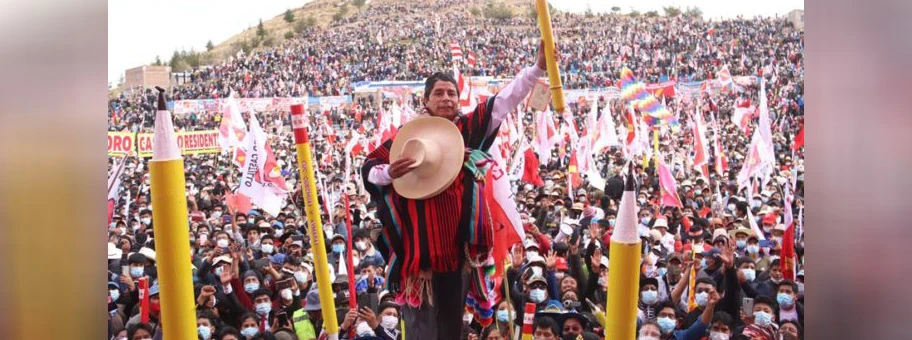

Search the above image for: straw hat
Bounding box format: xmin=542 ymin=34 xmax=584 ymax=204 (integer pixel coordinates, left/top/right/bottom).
xmin=390 ymin=117 xmax=464 ymax=199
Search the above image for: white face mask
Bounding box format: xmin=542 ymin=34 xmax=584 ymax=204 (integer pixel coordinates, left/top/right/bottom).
xmin=380 ymin=315 xmax=399 ymax=329
xmin=709 ymin=332 xmax=730 ymax=340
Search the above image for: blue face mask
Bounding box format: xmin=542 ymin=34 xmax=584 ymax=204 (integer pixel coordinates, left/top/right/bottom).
xmin=109 ymin=289 xmax=121 ymax=302
xmin=741 ymin=269 xmax=756 ymax=282
xmin=214 ymin=266 xmax=224 ymax=276
xmin=736 ymin=240 xmax=747 ymax=249
xmin=700 ymin=258 xmax=708 ymax=269
xmin=753 ymin=311 xmax=773 ymax=327
xmin=256 ymin=302 xmax=272 ymax=315
xmin=746 ymin=245 xmax=760 ymax=254
xmin=529 ymin=288 xmax=547 ymax=303
xmin=332 ymin=244 xmax=345 ymax=253
xmin=657 ymin=267 xmax=667 ymax=277
xmin=657 ymin=316 xmax=677 ymax=334
xmin=641 ymin=217 xmax=651 ymax=225
xmin=641 ymin=290 xmax=659 ymax=305
xmin=244 ymin=282 xmax=260 ymax=293
xmin=241 ymin=326 xmax=259 ymax=338
xmin=198 ymin=325 xmax=212 ymax=340
xmin=609 ymin=219 xmax=616 ymax=226
xmin=776 ymin=292 xmax=794 ymax=308
xmin=695 ymin=291 xmax=709 ymax=307
xmin=496 ymin=310 xmax=511 ymax=322
xmin=130 ymin=267 xmax=144 ymax=278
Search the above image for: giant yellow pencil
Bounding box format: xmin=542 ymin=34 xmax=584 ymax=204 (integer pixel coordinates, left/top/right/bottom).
xmin=606 ymin=165 xmax=641 ymax=340
xmin=148 ymin=87 xmax=197 ymax=339
xmin=535 ymin=0 xmax=565 ymax=114
xmin=290 ymin=103 xmax=339 ymax=339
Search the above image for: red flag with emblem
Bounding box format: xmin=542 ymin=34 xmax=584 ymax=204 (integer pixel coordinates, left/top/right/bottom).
xmin=568 ymin=151 xmax=581 ymax=188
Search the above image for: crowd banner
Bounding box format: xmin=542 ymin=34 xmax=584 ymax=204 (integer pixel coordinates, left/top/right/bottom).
xmin=108 ymin=131 xmax=136 ymax=156
xmin=166 ymin=79 xmax=732 ymax=115
xmin=109 ymin=130 xmax=221 ymax=158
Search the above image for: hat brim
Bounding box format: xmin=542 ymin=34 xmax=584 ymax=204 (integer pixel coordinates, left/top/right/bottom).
xmin=390 ymin=117 xmax=464 ymax=200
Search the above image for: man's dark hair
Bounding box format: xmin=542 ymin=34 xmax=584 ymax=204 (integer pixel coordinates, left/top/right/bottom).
xmin=236 ymin=212 xmax=248 ymax=220
xmin=777 ymin=280 xmax=799 ymax=293
xmin=735 ymin=257 xmax=753 ymax=269
xmin=779 ymin=319 xmax=803 ymax=336
xmin=218 ymin=326 xmax=243 ymax=340
xmin=712 ymin=311 xmax=734 ymax=327
xmin=128 ymin=253 xmax=149 ymax=266
xmin=770 ymin=259 xmax=781 ymax=268
xmin=424 ymin=72 xmax=459 ymax=100
xmin=696 ymin=277 xmax=717 ymax=289
xmin=753 ymin=295 xmax=778 ymax=311
xmin=533 ymin=316 xmax=560 ymax=336
xmin=251 ymin=288 xmax=272 ymax=301
xmin=658 ymin=300 xmax=684 ymax=318
xmin=127 ymin=323 xmax=155 ymax=339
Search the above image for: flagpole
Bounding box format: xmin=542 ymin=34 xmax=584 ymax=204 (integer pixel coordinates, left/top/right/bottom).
xmin=290 ymin=103 xmax=340 ymax=339
xmin=535 ymin=0 xmax=565 ymax=114
xmin=148 ymin=87 xmax=198 ymax=339
xmin=501 ymin=258 xmax=517 ymax=340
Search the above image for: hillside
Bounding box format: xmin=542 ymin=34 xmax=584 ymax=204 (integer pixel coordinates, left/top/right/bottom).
xmin=203 ymin=0 xmax=544 ymax=65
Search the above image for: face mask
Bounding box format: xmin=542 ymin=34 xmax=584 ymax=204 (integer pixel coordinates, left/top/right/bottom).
xmin=554 ymin=271 xmax=565 ymax=280
xmin=753 ymin=311 xmax=773 ymax=327
xmin=657 ymin=267 xmax=667 ymax=277
xmin=638 ymin=198 xmax=647 ymax=205
xmin=244 ymin=282 xmax=260 ymax=294
xmin=241 ymin=326 xmax=258 ymax=338
xmin=295 ymin=271 xmax=309 ymax=284
xmin=130 ymin=267 xmax=144 ymax=278
xmin=777 ymin=292 xmax=794 ymax=308
xmin=211 ymin=211 xmax=222 ymax=219
xmin=598 ymin=276 xmax=607 ymax=287
xmin=132 ymin=224 xmax=140 ymax=231
xmin=657 ymin=316 xmax=677 ymax=334
xmin=214 ymin=266 xmax=224 ymax=276
xmin=741 ymin=269 xmax=756 ymax=282
xmin=141 ymin=218 xmax=152 ymax=225
xmin=216 ymin=239 xmax=229 ymax=248
xmin=641 ymin=290 xmax=658 ymax=305
xmin=640 ymin=217 xmax=650 ymax=225
xmin=746 ymin=245 xmax=760 ymax=254
xmin=529 ymin=288 xmax=547 ymax=303
xmin=695 ymin=291 xmax=709 ymax=307
xmin=751 ymin=200 xmax=762 ymax=209
xmin=526 ymin=250 xmax=539 ymax=258
xmin=727 ymin=204 xmax=736 ymax=212
xmin=332 ymin=244 xmax=345 ymax=253
xmin=356 ymin=321 xmax=375 ymax=336
xmin=198 ymin=325 xmax=212 ymax=340
xmin=261 ymin=244 xmax=274 ymax=254
xmin=709 ymin=331 xmax=730 ymax=340
xmin=380 ymin=315 xmax=399 ymax=329
xmin=110 ymin=289 xmax=121 ymax=301
xmin=256 ymin=302 xmax=272 ymax=315
xmin=609 ymin=219 xmax=616 ymax=226
xmin=496 ymin=310 xmax=512 ymax=322
xmin=356 ymin=241 xmax=369 ymax=251
xmin=639 ymin=337 xmax=660 ymax=340
xmin=700 ymin=258 xmax=708 ymax=269
xmin=280 ymin=288 xmax=293 ymax=300
xmin=736 ymin=240 xmax=747 ymax=249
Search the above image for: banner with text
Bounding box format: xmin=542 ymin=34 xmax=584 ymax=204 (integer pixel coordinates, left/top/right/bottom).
xmin=108 ymin=130 xmax=221 ymax=158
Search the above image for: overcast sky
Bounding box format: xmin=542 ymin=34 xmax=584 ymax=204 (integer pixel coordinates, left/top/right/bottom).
xmin=108 ymin=0 xmax=803 ymax=85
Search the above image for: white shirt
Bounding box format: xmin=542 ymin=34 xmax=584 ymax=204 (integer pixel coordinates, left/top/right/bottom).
xmin=368 ymin=65 xmax=546 ymax=186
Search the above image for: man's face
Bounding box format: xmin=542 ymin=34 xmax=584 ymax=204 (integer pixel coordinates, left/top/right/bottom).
xmin=695 ymin=283 xmax=715 ymax=295
xmin=426 ymin=80 xmax=458 ymax=120
xmin=562 ymin=318 xmax=583 ymax=336
xmin=780 ymin=323 xmax=799 ymax=338
xmin=770 ymin=267 xmax=783 ymax=281
xmin=710 ymin=321 xmax=731 ymax=335
xmin=254 ymin=295 xmax=271 ymax=306
xmin=533 ymin=326 xmax=556 ymax=340
xmin=778 ymin=285 xmax=796 ymax=299
xmin=560 ymin=276 xmax=577 ymax=293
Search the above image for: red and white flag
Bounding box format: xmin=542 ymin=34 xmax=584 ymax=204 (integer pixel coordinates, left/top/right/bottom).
xmin=731 ymin=99 xmax=757 ymax=136
xmin=737 ymin=79 xmax=776 ymax=192
xmin=218 ymin=91 xmax=248 ymax=151
xmin=521 ymin=148 xmax=544 ymax=187
xmin=450 ymin=42 xmax=463 ymax=61
xmin=692 ymin=106 xmax=711 ymax=179
xmin=486 ymin=141 xmax=526 ymax=278
xmin=237 ymin=113 xmax=287 ymax=216
xmin=453 ymin=65 xmax=476 ymax=114
xmin=467 ymin=52 xmax=476 ymax=67
xmin=535 ymin=109 xmax=559 ymax=165
xmin=107 ymin=157 xmax=127 ymax=225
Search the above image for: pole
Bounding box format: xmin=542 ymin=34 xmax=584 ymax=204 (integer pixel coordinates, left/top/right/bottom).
xmin=501 ymin=258 xmax=516 ymax=340
xmin=148 ymin=87 xmax=197 ymax=339
xmin=535 ymin=0 xmax=565 ymax=114
xmin=343 ymin=194 xmax=357 ymax=339
xmin=521 ymin=302 xmax=536 ymax=340
xmin=290 ymin=103 xmax=340 ymax=339
xmin=605 ymin=165 xmax=641 ymax=340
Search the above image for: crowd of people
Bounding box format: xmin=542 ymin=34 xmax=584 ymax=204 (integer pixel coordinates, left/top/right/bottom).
xmin=107 ymin=1 xmax=804 ymax=340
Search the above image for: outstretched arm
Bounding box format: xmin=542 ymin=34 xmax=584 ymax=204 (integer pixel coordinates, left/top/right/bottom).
xmin=488 ymin=41 xmax=552 ymax=137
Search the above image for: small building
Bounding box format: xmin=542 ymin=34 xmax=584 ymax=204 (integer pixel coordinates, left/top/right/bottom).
xmin=786 ymin=9 xmax=804 ymax=30
xmin=124 ymin=65 xmax=172 ymax=89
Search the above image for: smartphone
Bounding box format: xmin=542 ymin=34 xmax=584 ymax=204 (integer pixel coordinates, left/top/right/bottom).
xmin=276 ymin=278 xmax=295 ymax=292
xmin=199 ymin=233 xmax=208 ymax=245
xmin=276 ymin=311 xmax=289 ymax=326
xmin=122 ymin=265 xmax=130 ymax=277
xmin=742 ymin=297 xmax=754 ymax=318
xmin=357 ymin=292 xmax=380 ymax=311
